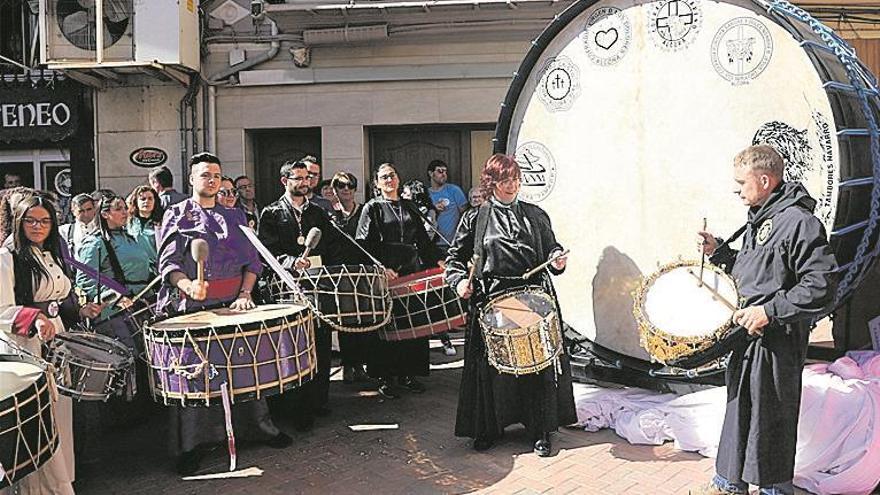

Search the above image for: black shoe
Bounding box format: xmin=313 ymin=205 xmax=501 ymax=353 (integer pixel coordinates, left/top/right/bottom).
xmin=533 ymin=435 xmax=551 ymax=457
xmin=377 ymin=379 xmax=399 ymax=399
xmin=313 ymin=406 xmax=332 ymax=417
xmin=265 ymin=432 xmax=293 ymax=449
xmin=343 ymin=366 xmax=355 ymax=384
xmin=399 ymin=376 xmax=426 ymax=393
xmin=176 ymin=449 xmax=204 ymax=476
xmin=293 ymin=414 xmax=315 ymax=432
xmin=473 ymin=436 xmax=496 ymax=452
xmin=353 ymin=366 xmax=369 ymax=382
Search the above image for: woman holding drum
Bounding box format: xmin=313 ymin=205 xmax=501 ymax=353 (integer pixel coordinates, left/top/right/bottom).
xmin=0 ymin=192 xmax=102 ymax=493
xmin=445 ymin=154 xmax=576 ymax=457
xmin=356 ymin=163 xmax=443 ymax=399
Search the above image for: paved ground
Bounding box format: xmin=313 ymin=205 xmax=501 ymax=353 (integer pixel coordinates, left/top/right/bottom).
xmin=71 ymin=336 xmax=817 ymax=495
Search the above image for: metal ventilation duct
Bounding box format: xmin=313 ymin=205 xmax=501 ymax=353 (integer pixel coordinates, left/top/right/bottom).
xmin=303 ymin=24 xmax=388 ymax=45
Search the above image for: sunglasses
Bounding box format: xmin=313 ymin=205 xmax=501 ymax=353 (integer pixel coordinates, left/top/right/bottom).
xmin=334 ymin=182 xmax=356 ymax=190
xmin=217 ymin=189 xmax=236 ymax=197
xmin=378 ymin=172 xmax=397 ymax=181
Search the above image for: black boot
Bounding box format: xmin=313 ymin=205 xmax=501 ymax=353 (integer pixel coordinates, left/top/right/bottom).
xmin=533 ymin=432 xmax=551 ymax=457
xmin=377 ymin=377 xmax=399 ymax=399
xmin=176 ymin=449 xmax=204 ymax=476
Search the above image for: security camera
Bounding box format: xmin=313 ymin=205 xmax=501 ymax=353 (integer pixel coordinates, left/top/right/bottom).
xmin=251 ymin=0 xmax=265 ymax=19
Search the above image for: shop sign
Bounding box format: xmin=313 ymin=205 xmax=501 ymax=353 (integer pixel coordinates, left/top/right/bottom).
xmin=129 ymin=147 xmax=168 ymax=168
xmin=0 ymin=81 xmax=79 ymax=143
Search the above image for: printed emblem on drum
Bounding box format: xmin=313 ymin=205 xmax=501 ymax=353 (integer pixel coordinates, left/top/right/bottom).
xmin=648 ymin=0 xmax=702 ymax=52
xmin=753 ymin=121 xmax=813 ymax=185
xmin=711 ymin=17 xmax=773 ymax=85
xmin=756 ymin=219 xmax=773 ymax=245
xmin=582 ymin=6 xmax=631 ymax=66
xmin=514 ymin=142 xmax=557 ymax=203
xmin=536 ymin=56 xmax=581 ymax=112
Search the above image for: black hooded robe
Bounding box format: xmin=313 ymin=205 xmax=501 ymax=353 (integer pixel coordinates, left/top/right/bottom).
xmin=710 ymin=182 xmax=838 ymax=486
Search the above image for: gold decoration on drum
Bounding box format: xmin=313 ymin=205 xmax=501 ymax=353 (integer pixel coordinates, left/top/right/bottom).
xmin=632 ymin=259 xmax=740 ymax=365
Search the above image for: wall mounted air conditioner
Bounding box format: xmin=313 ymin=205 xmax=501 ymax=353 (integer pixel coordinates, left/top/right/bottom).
xmin=39 ymin=0 xmax=199 ymax=71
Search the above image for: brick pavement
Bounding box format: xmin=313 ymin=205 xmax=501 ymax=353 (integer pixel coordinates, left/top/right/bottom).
xmin=72 ymin=338 xmax=815 ymax=495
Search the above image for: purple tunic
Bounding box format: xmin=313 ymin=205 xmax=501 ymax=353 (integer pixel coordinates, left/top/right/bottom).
xmin=157 ymin=199 xmax=262 ymax=312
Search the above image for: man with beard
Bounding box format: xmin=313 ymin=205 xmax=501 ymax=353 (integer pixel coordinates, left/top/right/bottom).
xmin=301 ymin=155 xmax=334 ymax=213
xmin=693 ymin=145 xmax=837 ymax=495
xmin=258 ymin=159 xmax=338 ymax=431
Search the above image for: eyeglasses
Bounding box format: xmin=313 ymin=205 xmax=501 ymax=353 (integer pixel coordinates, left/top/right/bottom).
xmin=218 ymin=189 xmax=236 ymax=197
xmin=378 ymin=172 xmax=397 ymax=181
xmin=23 ymin=217 xmax=52 ymax=228
xmin=307 ymin=173 xmax=319 ymax=179
xmin=236 ymin=184 xmax=254 ymax=191
xmin=433 ymin=169 xmax=448 ymax=174
xmin=287 ymin=175 xmax=308 ymax=182
xmin=334 ymin=182 xmax=356 ymax=190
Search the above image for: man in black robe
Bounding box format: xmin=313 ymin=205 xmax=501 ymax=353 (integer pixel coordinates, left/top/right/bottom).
xmin=694 ymin=145 xmax=837 ymax=495
xmin=258 ymin=159 xmax=339 ymax=431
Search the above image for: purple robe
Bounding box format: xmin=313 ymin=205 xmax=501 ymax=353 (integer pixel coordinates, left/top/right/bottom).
xmin=157 ymin=199 xmax=262 ymax=312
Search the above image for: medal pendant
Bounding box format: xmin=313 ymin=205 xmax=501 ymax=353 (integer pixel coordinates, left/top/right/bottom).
xmin=297 ymin=235 xmax=306 ymax=245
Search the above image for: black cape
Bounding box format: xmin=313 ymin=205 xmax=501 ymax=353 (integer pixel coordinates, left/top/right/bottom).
xmin=445 ymin=198 xmax=577 ymax=440
xmin=710 ymin=182 xmax=838 ymax=486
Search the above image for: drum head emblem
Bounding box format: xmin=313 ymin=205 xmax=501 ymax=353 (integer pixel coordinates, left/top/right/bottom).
xmin=514 ymin=142 xmax=557 ymax=202
xmin=649 ymin=0 xmax=702 ymax=51
xmin=537 ymin=56 xmax=581 ymax=112
xmin=583 ymin=7 xmax=632 ymax=66
xmin=711 ymin=17 xmax=773 ymax=85
xmin=756 ymin=219 xmax=773 ymax=245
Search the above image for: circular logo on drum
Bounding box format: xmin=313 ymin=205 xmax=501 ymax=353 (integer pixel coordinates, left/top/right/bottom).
xmin=536 ymin=56 xmax=581 ymax=112
xmin=514 ymin=142 xmax=557 ymax=203
xmin=648 ymin=0 xmax=702 ymax=52
xmin=583 ymin=6 xmax=631 ymax=66
xmin=711 ymin=17 xmax=773 ymax=85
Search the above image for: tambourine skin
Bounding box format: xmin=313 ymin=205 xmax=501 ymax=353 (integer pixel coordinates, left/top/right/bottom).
xmin=494 ymin=0 xmax=880 ymax=366
xmin=633 ymin=260 xmax=741 ymax=366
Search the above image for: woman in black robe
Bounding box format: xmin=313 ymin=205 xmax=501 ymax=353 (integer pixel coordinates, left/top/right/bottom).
xmin=444 ymin=153 xmax=577 ymax=457
xmin=356 ymin=163 xmax=442 ymax=398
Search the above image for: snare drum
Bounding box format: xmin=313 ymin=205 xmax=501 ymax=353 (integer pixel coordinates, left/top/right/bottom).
xmin=634 ymin=260 xmax=741 ymax=367
xmin=479 ymin=287 xmax=563 ymax=376
xmin=0 ymin=354 xmax=58 ymax=488
xmin=380 ymin=267 xmax=467 ymax=341
xmin=46 ymin=332 xmax=135 ymax=401
xmin=264 ymin=264 xmax=391 ymax=332
xmin=142 ymin=304 xmax=316 ymax=406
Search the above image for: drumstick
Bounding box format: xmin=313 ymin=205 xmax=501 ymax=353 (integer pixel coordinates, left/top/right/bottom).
xmin=699 ymin=217 xmax=707 ymax=287
xmin=686 ymin=268 xmax=736 ymax=310
xmin=130 ymin=275 xmax=162 ymax=304
xmin=191 ymin=239 xmax=209 ymax=286
xmin=465 ymin=254 xmax=480 ymax=288
xmin=521 ymin=249 xmax=570 ymax=280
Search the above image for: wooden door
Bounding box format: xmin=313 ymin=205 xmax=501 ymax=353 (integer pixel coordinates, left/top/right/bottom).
xmin=251 ymin=128 xmax=321 ymax=207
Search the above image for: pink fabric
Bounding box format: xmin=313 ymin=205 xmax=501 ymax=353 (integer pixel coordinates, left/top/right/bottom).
xmin=794 ymin=351 xmax=880 ymax=495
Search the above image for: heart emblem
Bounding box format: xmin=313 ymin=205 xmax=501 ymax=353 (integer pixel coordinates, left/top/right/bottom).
xmin=594 ymin=28 xmax=619 ymax=50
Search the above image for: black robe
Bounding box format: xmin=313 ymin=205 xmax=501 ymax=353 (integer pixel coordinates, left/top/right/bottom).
xmin=356 ymin=197 xmax=441 ymax=378
xmin=445 ymin=198 xmax=577 ymax=440
xmin=710 ymin=182 xmax=837 ymax=486
xmin=332 ymin=203 xmax=375 ymax=367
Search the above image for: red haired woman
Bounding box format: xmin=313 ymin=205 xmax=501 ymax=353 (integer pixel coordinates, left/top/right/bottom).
xmin=444 ymin=154 xmax=576 ymax=457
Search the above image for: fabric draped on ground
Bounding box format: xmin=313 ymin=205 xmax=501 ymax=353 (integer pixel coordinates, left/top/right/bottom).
xmin=572 ymin=351 xmax=880 ymax=495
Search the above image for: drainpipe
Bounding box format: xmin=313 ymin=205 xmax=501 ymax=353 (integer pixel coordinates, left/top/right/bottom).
xmin=203 ymin=16 xmax=280 ymax=158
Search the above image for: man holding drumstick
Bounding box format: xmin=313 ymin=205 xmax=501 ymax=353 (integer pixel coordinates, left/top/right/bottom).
xmin=694 ymin=145 xmax=837 ymax=495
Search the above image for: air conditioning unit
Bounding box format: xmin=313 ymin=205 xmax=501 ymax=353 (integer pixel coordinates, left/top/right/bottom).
xmin=39 ymin=0 xmax=199 ymax=71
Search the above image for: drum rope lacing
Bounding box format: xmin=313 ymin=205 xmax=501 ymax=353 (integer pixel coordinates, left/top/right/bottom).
xmin=269 ymin=266 xmax=394 ymax=333
xmin=765 ymin=0 xmax=880 ymax=306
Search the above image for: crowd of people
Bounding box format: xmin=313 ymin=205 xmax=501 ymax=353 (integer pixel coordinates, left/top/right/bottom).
xmin=0 ymin=145 xmax=837 ymax=495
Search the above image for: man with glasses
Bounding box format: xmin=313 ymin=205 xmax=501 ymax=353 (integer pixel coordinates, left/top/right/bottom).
xmin=427 ymin=160 xmax=467 ymax=256
xmin=234 ymin=175 xmax=260 ymax=230
xmin=301 ymin=155 xmax=334 ymax=213
xmin=258 ymin=159 xmax=340 ymax=432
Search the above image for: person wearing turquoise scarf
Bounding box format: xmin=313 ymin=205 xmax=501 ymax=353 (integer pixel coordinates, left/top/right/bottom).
xmin=125 ymin=185 xmax=162 ymax=266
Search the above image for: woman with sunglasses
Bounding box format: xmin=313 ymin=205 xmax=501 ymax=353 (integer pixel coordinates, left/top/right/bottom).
xmin=217 ymin=176 xmax=238 ymax=209
xmin=75 ymin=195 xmax=156 ymax=331
xmin=0 ymin=194 xmax=102 ymax=494
xmin=126 ymin=185 xmax=163 ymax=266
xmin=356 ymin=163 xmax=443 ymax=398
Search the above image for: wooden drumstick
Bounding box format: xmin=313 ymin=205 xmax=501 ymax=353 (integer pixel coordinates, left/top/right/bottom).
xmin=191 ymin=239 xmax=209 ymax=286
xmin=522 ymin=249 xmax=570 ymax=280
xmin=466 ymin=254 xmax=480 ymax=287
xmin=699 ymin=217 xmax=707 ymax=287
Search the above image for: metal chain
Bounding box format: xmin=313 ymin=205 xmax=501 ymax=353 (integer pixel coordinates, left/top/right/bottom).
xmin=764 ymin=0 xmax=880 ymax=304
